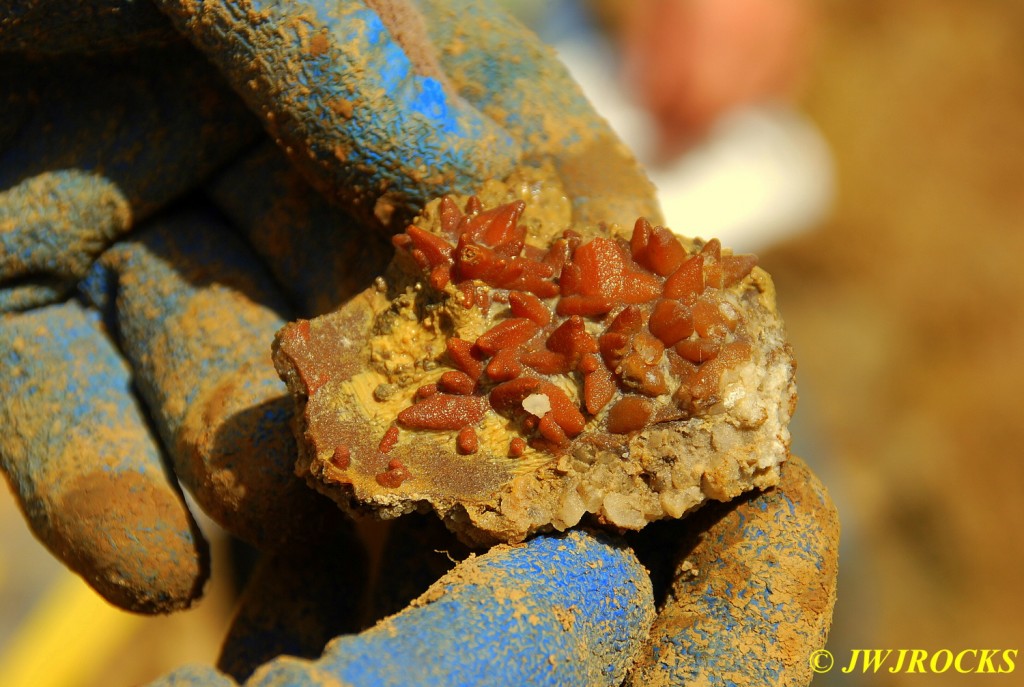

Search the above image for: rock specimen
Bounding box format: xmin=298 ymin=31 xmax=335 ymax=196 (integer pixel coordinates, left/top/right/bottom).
xmin=274 ymin=177 xmax=795 ymax=545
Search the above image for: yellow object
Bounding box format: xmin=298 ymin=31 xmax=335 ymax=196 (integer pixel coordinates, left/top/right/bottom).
xmin=0 ymin=570 xmax=146 ymax=687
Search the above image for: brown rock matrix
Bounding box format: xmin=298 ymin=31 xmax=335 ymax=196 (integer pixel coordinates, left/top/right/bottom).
xmin=274 ymin=177 xmax=795 ymax=545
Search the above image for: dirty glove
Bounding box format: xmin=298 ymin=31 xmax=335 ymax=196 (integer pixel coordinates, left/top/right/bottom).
xmin=150 ymin=458 xmax=837 ymax=687
xmin=1 ymin=0 xmax=657 ymax=609
xmin=0 ymin=1 xmax=838 ymax=685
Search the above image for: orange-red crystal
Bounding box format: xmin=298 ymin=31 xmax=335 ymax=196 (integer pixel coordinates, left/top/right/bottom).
xmin=386 ymin=196 xmax=758 ymax=458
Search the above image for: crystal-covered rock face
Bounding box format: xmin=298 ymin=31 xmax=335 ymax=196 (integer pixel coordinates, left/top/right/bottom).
xmin=274 ymin=173 xmax=795 ymax=545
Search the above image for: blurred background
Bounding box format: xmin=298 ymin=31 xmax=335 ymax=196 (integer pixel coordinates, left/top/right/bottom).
xmin=2 ymin=1 xmax=1023 ymax=685
xmin=763 ymin=1 xmax=1024 ymax=681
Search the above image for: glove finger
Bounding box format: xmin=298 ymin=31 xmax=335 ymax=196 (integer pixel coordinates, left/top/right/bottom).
xmin=217 ymin=528 xmax=368 ymax=683
xmin=146 ymin=666 xmax=235 ymax=687
xmin=625 ymin=455 xmax=840 ymax=687
xmin=0 ymin=170 xmax=130 ymax=311
xmin=155 ymin=0 xmax=521 ymax=231
xmin=207 ymin=141 xmax=392 ymax=318
xmin=416 ymin=0 xmax=662 ymax=228
xmin=0 ymin=300 xmax=209 ymax=613
xmin=0 ymin=0 xmax=180 ymax=53
xmin=0 ymin=49 xmax=261 ymax=309
xmin=1 ymin=50 xmax=260 ymax=218
xmin=90 ymin=208 xmax=345 ymax=550
xmin=245 ymin=529 xmax=654 ymax=687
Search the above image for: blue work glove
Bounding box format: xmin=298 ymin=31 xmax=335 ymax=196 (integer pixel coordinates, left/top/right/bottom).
xmin=153 ymin=0 xmax=662 ymax=231
xmin=0 ymin=1 xmax=840 ymax=684
xmin=189 ymin=458 xmax=836 ymax=687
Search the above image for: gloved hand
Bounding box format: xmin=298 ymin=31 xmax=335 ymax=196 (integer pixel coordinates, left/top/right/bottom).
xmin=152 ymin=457 xmax=837 ymax=687
xmin=0 ymin=1 xmax=839 ymax=685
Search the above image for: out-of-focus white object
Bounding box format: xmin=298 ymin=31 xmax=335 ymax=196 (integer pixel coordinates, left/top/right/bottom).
xmin=644 ymin=105 xmax=834 ymax=253
xmin=556 ymin=36 xmax=835 ymax=253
